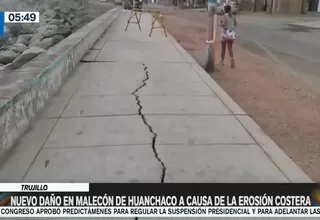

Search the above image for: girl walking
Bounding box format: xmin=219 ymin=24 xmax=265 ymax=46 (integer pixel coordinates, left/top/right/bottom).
xmin=220 ymin=4 xmax=237 ymax=68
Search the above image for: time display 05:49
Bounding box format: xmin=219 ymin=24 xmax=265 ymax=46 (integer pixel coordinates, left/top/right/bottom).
xmin=4 ymin=12 xmax=40 ymax=23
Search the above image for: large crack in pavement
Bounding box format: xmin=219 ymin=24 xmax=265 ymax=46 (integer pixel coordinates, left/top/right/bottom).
xmin=131 ymin=63 xmax=166 ymax=183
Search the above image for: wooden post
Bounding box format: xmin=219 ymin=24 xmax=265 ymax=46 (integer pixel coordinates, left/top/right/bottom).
xmin=271 ymin=0 xmax=275 ymax=13
xmin=252 ymin=0 xmax=256 ymax=12
xmin=205 ymin=5 xmax=216 ymax=72
xmin=268 ymin=0 xmax=274 ymax=13
xmin=125 ymin=9 xmax=142 ymax=32
xmin=149 ymin=11 xmax=167 ymax=37
xmin=301 ymin=0 xmax=308 ymax=14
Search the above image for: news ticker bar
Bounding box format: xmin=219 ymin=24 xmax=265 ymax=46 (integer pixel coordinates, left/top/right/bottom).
xmin=0 ymin=183 xmax=319 ymax=207
xmin=0 ymin=11 xmax=40 ymax=36
xmin=0 ymin=207 xmax=320 ymax=217
xmin=0 ymin=183 xmax=319 ymax=217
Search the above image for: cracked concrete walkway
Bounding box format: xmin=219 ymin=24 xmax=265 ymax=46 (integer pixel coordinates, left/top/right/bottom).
xmin=0 ymin=10 xmax=311 ymax=183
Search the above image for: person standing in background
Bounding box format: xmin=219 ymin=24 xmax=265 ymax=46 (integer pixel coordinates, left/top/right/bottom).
xmin=219 ymin=4 xmax=237 ymax=68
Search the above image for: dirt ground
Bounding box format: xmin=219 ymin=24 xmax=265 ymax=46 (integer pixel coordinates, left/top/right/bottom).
xmin=158 ymin=10 xmax=320 ymax=181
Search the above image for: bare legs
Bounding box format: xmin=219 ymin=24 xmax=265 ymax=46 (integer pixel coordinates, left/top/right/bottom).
xmin=228 ymin=40 xmax=235 ymax=68
xmin=220 ymin=40 xmax=226 ymax=65
xmin=220 ymin=39 xmax=235 ymax=68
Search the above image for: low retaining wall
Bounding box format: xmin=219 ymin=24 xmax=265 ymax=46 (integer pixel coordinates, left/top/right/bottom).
xmin=0 ymin=7 xmax=121 ymax=157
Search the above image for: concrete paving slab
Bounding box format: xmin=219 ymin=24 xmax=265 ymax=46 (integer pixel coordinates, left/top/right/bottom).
xmin=76 ymin=74 xmax=145 ymax=96
xmin=166 ymin=32 xmax=199 ymax=63
xmin=290 ymin=21 xmax=320 ymax=29
xmin=75 ymin=62 xmax=145 ymax=96
xmin=140 ymin=95 xmax=231 ymax=115
xmin=138 ymin=63 xmax=214 ymax=95
xmin=81 ymin=61 xmax=144 ymax=78
xmin=79 ymin=62 xmax=144 ymax=82
xmin=40 ymin=63 xmax=89 ymax=118
xmin=157 ymin=144 xmax=288 ymax=182
xmin=0 ymin=99 xmax=9 ymax=107
xmin=24 ymin=145 xmax=162 ymax=182
xmin=62 ymin=95 xmax=138 ymax=117
xmin=96 ymin=41 xmax=185 ymax=62
xmin=137 ymin=79 xmax=214 ymax=96
xmin=41 ymin=96 xmax=71 ymax=119
xmin=0 ymin=119 xmax=57 ymax=182
xmin=109 ymin=27 xmax=168 ymax=43
xmin=44 ymin=116 xmax=152 ymax=148
xmin=143 ymin=62 xmax=203 ymax=82
xmin=81 ymin=49 xmax=100 ymax=62
xmin=109 ymin=11 xmax=194 ymax=63
xmin=236 ymin=115 xmax=312 ymax=183
xmin=91 ymin=30 xmax=111 ymax=50
xmin=190 ymin=63 xmax=247 ymax=115
xmin=147 ymin=115 xmax=255 ymax=145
